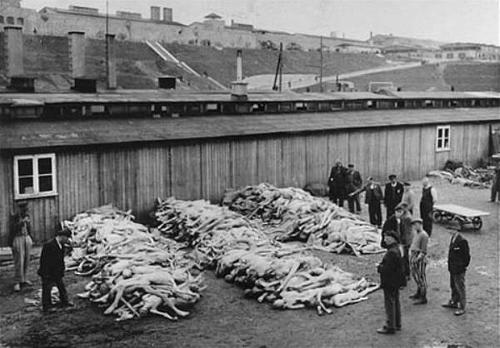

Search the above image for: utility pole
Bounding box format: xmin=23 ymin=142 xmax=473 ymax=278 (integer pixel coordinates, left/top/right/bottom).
xmin=105 ymin=0 xmax=109 ymax=88
xmin=319 ymin=36 xmax=323 ymax=92
xmin=272 ymin=43 xmax=283 ymax=92
xmin=278 ymin=42 xmax=283 ymax=92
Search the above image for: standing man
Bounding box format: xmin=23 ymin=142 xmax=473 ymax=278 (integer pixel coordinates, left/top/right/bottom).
xmin=400 ymin=203 xmax=414 ymax=282
xmin=490 ymin=166 xmax=500 ymax=202
xmin=381 ymin=203 xmax=410 ymax=250
xmin=9 ymin=201 xmax=33 ymax=292
xmin=38 ymin=228 xmax=74 ymax=313
xmin=402 ymin=182 xmax=416 ymax=215
xmin=420 ymin=176 xmax=437 ymax=237
xmin=351 ymin=164 xmax=363 ymax=213
xmin=328 ymin=160 xmax=347 ymax=207
xmin=442 ymin=229 xmax=470 ymax=316
xmin=345 ymin=164 xmax=361 ymax=214
xmin=349 ymin=177 xmax=383 ymax=227
xmin=409 ymin=218 xmax=429 ymax=305
xmin=376 ymin=230 xmax=405 ymax=334
xmin=384 ymin=174 xmax=404 ymax=220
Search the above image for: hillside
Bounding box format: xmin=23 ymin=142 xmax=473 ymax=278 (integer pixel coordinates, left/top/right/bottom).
xmin=321 ymin=62 xmax=500 ymax=92
xmin=347 ymin=64 xmax=450 ymax=91
xmin=443 ymin=62 xmax=500 ymax=91
xmin=0 ymin=34 xmax=218 ymax=91
xmin=0 ymin=34 xmax=498 ymax=93
xmin=163 ymin=43 xmax=388 ymax=86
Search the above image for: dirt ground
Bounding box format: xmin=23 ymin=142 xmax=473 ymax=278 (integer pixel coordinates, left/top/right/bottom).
xmin=1 ymin=179 xmax=498 ymax=348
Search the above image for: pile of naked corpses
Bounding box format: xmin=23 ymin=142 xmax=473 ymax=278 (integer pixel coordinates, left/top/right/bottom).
xmin=154 ymin=198 xmax=379 ymax=315
xmin=428 ymin=163 xmax=493 ymax=189
xmin=63 ymin=205 xmax=205 ymax=321
xmin=63 ymin=184 xmax=381 ymax=321
xmin=222 ymin=183 xmax=384 ymax=255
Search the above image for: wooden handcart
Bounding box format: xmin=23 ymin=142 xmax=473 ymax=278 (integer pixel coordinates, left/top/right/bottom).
xmin=432 ymin=204 xmax=490 ymax=230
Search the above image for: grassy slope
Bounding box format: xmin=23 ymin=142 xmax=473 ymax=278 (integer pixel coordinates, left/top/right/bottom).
xmin=345 ymin=62 xmax=500 ymax=92
xmin=443 ymin=62 xmax=500 ymax=91
xmin=1 ymin=35 xmax=498 ymax=92
xmin=347 ymin=64 xmax=450 ymax=92
xmin=164 ymin=43 xmax=388 ymax=86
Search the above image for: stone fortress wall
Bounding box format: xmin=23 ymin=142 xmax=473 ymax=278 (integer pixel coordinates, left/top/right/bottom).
xmin=0 ymin=0 xmax=377 ymax=52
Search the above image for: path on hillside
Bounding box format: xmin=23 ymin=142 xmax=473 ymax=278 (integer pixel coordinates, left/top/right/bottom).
xmin=245 ymin=61 xmax=422 ymax=90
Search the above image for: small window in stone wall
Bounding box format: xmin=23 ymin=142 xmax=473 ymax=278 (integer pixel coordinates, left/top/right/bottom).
xmin=16 ymin=17 xmax=24 ymax=25
xmin=0 ymin=16 xmax=4 ymax=24
xmin=7 ymin=16 xmax=14 ymax=24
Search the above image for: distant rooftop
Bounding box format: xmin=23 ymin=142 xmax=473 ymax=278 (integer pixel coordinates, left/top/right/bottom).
xmin=204 ymin=13 xmax=223 ymax=20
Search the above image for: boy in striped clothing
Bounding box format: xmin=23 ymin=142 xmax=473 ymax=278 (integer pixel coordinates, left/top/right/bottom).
xmin=409 ymin=218 xmax=429 ymax=304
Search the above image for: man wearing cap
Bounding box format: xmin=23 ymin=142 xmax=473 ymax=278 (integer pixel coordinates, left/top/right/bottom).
xmin=328 ymin=161 xmax=347 ymax=207
xmin=409 ymin=218 xmax=429 ymax=305
xmin=349 ymin=176 xmax=383 ymax=227
xmin=376 ymin=230 xmax=405 ymax=334
xmin=402 ymin=182 xmax=416 ymax=215
xmin=381 ymin=203 xmax=410 ymax=250
xmin=38 ymin=228 xmax=74 ymax=313
xmin=9 ymin=201 xmax=33 ymax=292
xmin=420 ymin=176 xmax=438 ymax=237
xmin=384 ymin=175 xmax=404 ymax=220
xmin=442 ymin=229 xmax=470 ymax=316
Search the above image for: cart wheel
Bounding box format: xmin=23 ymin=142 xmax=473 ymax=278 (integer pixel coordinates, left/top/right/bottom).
xmin=432 ymin=211 xmax=442 ymax=222
xmin=472 ymin=217 xmax=482 ymax=230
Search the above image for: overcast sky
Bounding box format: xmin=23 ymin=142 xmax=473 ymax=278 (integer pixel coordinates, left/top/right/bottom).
xmin=22 ymin=0 xmax=499 ymax=45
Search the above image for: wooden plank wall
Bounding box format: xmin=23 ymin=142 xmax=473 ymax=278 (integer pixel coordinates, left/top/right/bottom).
xmin=1 ymin=120 xmax=499 ymax=246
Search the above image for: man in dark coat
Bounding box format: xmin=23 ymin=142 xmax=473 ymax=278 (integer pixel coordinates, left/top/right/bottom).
xmin=349 ymin=177 xmax=383 ymax=227
xmin=490 ymin=166 xmax=500 ymax=202
xmin=442 ymin=230 xmax=470 ymax=316
xmin=38 ymin=228 xmax=74 ymax=313
xmin=381 ymin=203 xmax=410 ymax=251
xmin=420 ymin=176 xmax=437 ymax=237
xmin=328 ymin=161 xmax=347 ymax=207
xmin=345 ymin=164 xmax=363 ymax=213
xmin=384 ymin=174 xmax=404 ymax=220
xmin=377 ymin=230 xmax=405 ymax=334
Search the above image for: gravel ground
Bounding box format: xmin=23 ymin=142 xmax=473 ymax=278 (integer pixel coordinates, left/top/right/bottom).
xmin=0 ymin=179 xmax=498 ymax=348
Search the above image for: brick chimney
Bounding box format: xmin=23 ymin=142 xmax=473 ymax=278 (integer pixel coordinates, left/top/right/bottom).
xmin=4 ymin=26 xmax=24 ymax=77
xmin=163 ymin=8 xmax=172 ymax=22
xmin=236 ymin=49 xmax=243 ymax=81
xmin=68 ymin=31 xmax=86 ymax=78
xmin=106 ymin=34 xmax=117 ymax=89
xmin=151 ymin=6 xmax=160 ymax=20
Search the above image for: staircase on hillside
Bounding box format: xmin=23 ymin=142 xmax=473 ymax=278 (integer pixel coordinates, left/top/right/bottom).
xmin=145 ymin=41 xmax=227 ymax=90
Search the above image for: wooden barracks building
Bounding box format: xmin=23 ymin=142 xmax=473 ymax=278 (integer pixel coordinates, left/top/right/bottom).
xmin=1 ymin=89 xmax=499 ymax=245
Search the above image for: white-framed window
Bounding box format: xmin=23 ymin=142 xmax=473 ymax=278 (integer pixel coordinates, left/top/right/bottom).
xmin=436 ymin=125 xmax=451 ymax=152
xmin=13 ymin=154 xmax=57 ymax=199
